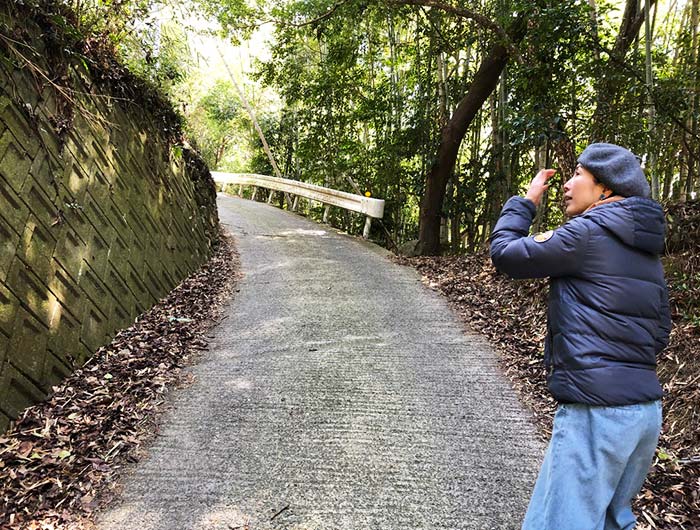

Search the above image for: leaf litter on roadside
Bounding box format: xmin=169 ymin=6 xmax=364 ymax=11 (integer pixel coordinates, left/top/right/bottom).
xmin=396 ymin=226 xmax=700 ymax=530
xmin=0 ymin=230 xmax=240 ymax=529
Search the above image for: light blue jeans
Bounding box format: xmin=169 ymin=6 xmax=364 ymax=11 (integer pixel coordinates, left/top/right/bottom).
xmin=523 ymin=400 xmax=662 ymax=530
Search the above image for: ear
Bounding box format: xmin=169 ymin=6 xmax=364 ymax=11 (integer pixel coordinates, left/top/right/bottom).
xmin=597 ymin=184 xmax=613 ymax=200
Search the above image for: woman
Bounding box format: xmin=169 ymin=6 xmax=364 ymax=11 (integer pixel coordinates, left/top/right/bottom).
xmin=490 ymin=143 xmax=671 ymax=530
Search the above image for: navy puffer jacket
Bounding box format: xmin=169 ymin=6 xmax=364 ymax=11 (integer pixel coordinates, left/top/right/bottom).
xmin=490 ymin=196 xmax=671 ymax=406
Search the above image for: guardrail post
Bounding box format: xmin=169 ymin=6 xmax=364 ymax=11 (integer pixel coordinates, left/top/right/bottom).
xmin=284 ymin=192 xmax=294 ymax=210
xmin=323 ymin=205 xmax=330 ymax=223
xmin=363 ymin=216 xmax=372 ymax=239
xmin=292 ymin=196 xmax=299 ymax=212
xmin=251 ymin=187 xmax=258 ymax=201
xmin=267 ymin=190 xmax=275 ymax=204
xmin=238 ymin=185 xmax=243 ymax=197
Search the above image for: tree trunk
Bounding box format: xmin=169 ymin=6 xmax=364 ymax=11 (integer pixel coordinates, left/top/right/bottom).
xmin=417 ymin=15 xmax=526 ymax=255
xmin=588 ymin=0 xmax=601 ymax=61
xmin=436 ymin=46 xmax=449 ymax=129
xmin=451 ymin=168 xmax=462 ymax=253
xmin=686 ymin=0 xmax=699 ymax=200
xmin=466 ymin=103 xmax=483 ymax=251
xmin=436 ymin=40 xmax=450 ymax=246
xmin=499 ymin=66 xmax=511 ymax=199
xmin=644 ymin=0 xmax=660 ymax=199
xmin=533 ymin=143 xmax=549 ymax=233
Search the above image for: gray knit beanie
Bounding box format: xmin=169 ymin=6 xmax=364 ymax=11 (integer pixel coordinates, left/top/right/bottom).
xmin=577 ymin=143 xmax=650 ymax=198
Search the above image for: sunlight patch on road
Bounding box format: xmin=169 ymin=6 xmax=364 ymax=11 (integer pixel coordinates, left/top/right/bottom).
xmin=278 ymin=229 xmax=329 ymax=237
xmin=224 ymin=377 xmax=253 ymax=391
xmin=194 ymin=506 xmax=252 ymax=530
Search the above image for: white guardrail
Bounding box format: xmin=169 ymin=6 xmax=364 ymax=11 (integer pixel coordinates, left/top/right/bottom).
xmin=211 ymin=172 xmax=385 ymax=239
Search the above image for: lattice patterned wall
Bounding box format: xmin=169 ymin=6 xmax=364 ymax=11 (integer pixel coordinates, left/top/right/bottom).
xmin=0 ymin=7 xmax=219 ymax=432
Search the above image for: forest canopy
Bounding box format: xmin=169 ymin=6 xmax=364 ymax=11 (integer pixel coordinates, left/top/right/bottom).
xmin=188 ymin=0 xmax=699 ymax=254
xmin=42 ymin=0 xmax=700 ymax=254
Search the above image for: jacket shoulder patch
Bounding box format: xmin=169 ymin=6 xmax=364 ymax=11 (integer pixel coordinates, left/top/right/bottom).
xmin=533 ymin=230 xmax=554 ymax=243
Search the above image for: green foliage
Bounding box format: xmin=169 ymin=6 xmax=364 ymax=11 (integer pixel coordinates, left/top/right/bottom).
xmin=187 ymin=0 xmax=700 ymax=248
xmin=0 ymin=0 xmax=190 ymax=150
xmin=184 ymin=79 xmax=251 ymax=170
xmin=195 ymin=0 xmax=260 ymax=44
xmin=40 ymin=0 xmax=193 ymax=97
xmin=507 ymin=1 xmax=595 ymax=146
xmin=246 ymin=0 xmax=443 ymax=240
xmin=13 ymin=0 xmax=699 ymax=248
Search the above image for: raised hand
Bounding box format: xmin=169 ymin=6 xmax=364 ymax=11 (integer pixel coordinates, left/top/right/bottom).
xmin=525 ymin=169 xmax=556 ymax=207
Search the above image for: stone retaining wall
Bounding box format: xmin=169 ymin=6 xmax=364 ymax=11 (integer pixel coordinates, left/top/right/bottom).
xmin=0 ymin=4 xmax=219 ymax=431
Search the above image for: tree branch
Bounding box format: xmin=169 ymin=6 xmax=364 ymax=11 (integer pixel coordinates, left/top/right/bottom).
xmin=287 ymin=0 xmax=522 ymax=62
xmin=289 ymin=0 xmax=354 ymax=28
xmin=387 ymin=0 xmax=522 ymax=62
xmin=612 ymin=0 xmax=658 ymax=57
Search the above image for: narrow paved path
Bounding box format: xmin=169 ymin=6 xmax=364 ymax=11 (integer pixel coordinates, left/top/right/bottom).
xmin=98 ymin=195 xmax=544 ymax=530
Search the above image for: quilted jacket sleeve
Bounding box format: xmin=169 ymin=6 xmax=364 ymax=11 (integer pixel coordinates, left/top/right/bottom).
xmin=489 ymin=196 xmax=591 ymax=279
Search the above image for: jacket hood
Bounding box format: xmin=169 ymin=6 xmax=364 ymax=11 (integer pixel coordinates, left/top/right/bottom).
xmin=581 ymin=197 xmax=666 ymax=254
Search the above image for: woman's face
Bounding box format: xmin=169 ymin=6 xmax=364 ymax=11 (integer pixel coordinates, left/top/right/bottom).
xmin=563 ymin=165 xmax=608 ymax=217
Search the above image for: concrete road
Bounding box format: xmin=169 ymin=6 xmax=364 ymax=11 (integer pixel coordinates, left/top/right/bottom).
xmin=97 ymin=194 xmax=544 ymax=530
